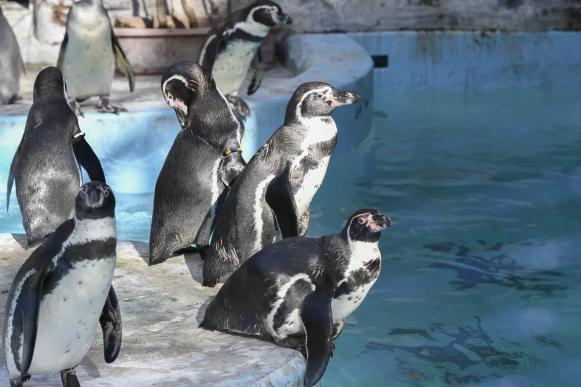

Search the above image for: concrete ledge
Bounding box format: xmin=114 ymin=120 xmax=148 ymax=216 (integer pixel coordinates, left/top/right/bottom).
xmin=0 ymin=234 xmax=304 ymax=386
xmin=0 ymin=33 xmax=374 ymax=195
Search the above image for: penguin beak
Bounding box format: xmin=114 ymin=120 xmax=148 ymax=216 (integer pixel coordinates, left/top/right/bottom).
xmin=371 ymin=213 xmax=392 ymax=230
xmin=326 ymin=90 xmax=361 ymax=108
xmin=281 ymin=13 xmax=292 ymax=24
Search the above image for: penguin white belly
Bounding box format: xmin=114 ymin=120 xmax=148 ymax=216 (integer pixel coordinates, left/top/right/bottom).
xmin=294 ymin=156 xmax=331 ymax=217
xmin=27 ymin=257 xmax=115 ymax=374
xmin=331 ymin=241 xmax=381 ymax=323
xmin=212 ymin=41 xmax=260 ymax=95
xmin=62 ymin=21 xmax=115 ymax=100
xmin=331 ymin=282 xmax=375 ymax=323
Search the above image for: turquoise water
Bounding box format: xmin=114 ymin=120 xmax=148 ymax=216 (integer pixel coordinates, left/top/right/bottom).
xmin=2 ymin=87 xmax=581 ymax=386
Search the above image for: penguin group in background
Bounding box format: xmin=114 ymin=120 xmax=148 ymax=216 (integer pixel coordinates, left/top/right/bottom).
xmin=148 ymin=62 xmax=246 ymax=265
xmin=7 ymin=66 xmax=105 ymax=247
xmin=58 ymin=0 xmax=135 ymax=115
xmin=201 ymin=81 xmax=360 ymax=286
xmin=0 ymin=6 xmax=23 ymax=104
xmin=198 ymin=0 xmax=291 ymax=117
xmin=4 ymin=181 xmax=121 ymax=387
xmin=202 ymin=209 xmax=391 ymax=386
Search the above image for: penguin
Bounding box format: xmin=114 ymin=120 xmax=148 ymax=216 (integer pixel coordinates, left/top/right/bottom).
xmin=198 ymin=0 xmax=291 ymax=117
xmin=3 ymin=181 xmax=122 ymax=387
xmin=201 ymin=82 xmax=360 ymax=286
xmin=148 ymin=62 xmax=246 ymax=265
xmin=0 ymin=6 xmax=23 ymax=104
xmin=201 ymin=209 xmax=391 ymax=386
xmin=6 ymin=66 xmax=105 ymax=247
xmin=57 ymin=0 xmax=135 ymax=115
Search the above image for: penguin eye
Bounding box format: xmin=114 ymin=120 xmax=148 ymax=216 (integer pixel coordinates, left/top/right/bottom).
xmin=357 ymin=217 xmax=366 ymax=225
xmin=316 ymin=94 xmax=323 ymax=99
xmin=103 ymin=189 xmax=110 ymax=197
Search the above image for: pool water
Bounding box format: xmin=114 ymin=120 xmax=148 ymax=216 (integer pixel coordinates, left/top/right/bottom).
xmin=2 ymin=87 xmax=581 ymax=386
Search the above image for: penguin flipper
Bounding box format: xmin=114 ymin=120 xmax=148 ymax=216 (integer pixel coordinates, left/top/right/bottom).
xmin=73 ymin=133 xmax=106 ymax=183
xmin=111 ymin=33 xmax=135 ymax=92
xmin=301 ymin=287 xmax=334 ymax=387
xmin=56 ymin=31 xmax=68 ymax=70
xmin=247 ymin=52 xmax=263 ymax=96
xmin=100 ymin=286 xmax=122 ymax=363
xmin=266 ymin=166 xmax=299 ymax=238
xmin=6 ymin=143 xmax=20 ymax=211
xmin=12 ymin=268 xmax=48 ymax=378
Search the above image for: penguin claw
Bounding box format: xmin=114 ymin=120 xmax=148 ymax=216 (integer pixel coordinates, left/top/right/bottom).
xmin=97 ymin=97 xmax=126 ymax=114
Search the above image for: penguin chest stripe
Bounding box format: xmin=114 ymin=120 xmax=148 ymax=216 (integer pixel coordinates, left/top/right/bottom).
xmin=266 ymin=274 xmax=314 ymax=339
xmin=253 ymin=175 xmax=276 ymax=252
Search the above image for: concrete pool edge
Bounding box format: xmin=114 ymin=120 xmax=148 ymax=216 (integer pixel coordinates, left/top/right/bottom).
xmin=0 ymin=33 xmax=374 ymax=195
xmin=0 ymin=233 xmax=306 ymax=386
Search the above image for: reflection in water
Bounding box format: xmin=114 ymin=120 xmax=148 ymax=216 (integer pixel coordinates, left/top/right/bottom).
xmin=425 ymin=241 xmax=567 ymax=298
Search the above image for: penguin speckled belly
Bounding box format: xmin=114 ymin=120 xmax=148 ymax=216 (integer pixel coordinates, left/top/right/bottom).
xmin=148 ymin=62 xmax=246 ymax=266
xmin=4 ymin=182 xmax=122 ymax=387
xmin=7 ymin=67 xmax=105 ymax=248
xmin=198 ymin=0 xmax=291 ymax=117
xmin=0 ymin=7 xmax=23 ymax=104
xmin=202 ymin=209 xmax=391 ymax=387
xmin=201 ymin=82 xmax=360 ymax=286
xmin=58 ymin=0 xmax=134 ymax=114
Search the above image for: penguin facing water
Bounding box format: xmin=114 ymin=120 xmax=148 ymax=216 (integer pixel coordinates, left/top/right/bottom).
xmin=201 ymin=81 xmax=360 ymax=286
xmin=57 ymin=0 xmax=134 ymax=115
xmin=198 ymin=0 xmax=291 ymax=117
xmin=148 ymin=62 xmax=246 ymax=265
xmin=7 ymin=67 xmax=105 ymax=248
xmin=202 ymin=209 xmax=391 ymax=386
xmin=4 ymin=181 xmax=121 ymax=387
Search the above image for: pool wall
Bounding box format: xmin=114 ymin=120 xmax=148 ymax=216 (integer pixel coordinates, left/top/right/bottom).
xmin=350 ymin=31 xmax=581 ymax=92
xmin=0 ymin=34 xmax=373 ymax=196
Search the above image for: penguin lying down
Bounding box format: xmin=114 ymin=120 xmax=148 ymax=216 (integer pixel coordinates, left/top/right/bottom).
xmin=201 ymin=209 xmax=391 ymax=386
xmin=3 ymin=182 xmax=121 ymax=387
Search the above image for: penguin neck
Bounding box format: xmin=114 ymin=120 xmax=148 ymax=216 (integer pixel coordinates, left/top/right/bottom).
xmin=72 ymin=215 xmax=116 ymax=242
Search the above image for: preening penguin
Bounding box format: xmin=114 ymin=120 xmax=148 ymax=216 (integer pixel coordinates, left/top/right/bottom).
xmin=3 ymin=182 xmax=122 ymax=387
xmin=201 ymin=209 xmax=391 ymax=386
xmin=201 ymin=81 xmax=360 ymax=286
xmin=198 ymin=0 xmax=291 ymax=117
xmin=0 ymin=6 xmax=24 ymax=104
xmin=148 ymin=62 xmax=245 ymax=265
xmin=7 ymin=66 xmax=105 ymax=247
xmin=57 ymin=0 xmax=135 ymax=115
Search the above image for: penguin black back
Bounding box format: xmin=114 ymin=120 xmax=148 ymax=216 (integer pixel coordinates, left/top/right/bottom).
xmin=7 ymin=66 xmax=106 ymax=246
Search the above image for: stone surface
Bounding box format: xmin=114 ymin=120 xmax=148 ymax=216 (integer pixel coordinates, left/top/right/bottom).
xmin=0 ymin=234 xmax=304 ymax=386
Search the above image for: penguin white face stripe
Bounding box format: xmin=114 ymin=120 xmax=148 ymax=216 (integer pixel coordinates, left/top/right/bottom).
xmin=266 ymin=273 xmax=314 ymax=338
xmin=223 ymin=6 xmax=273 ymax=38
xmin=295 ymin=87 xmax=332 ymax=123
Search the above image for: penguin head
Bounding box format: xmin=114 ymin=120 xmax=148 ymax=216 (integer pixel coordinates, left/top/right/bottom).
xmin=161 ymin=62 xmax=216 ymax=128
xmin=33 ymin=66 xmax=67 ymax=104
xmin=344 ymin=209 xmax=391 ymax=243
xmin=75 ymin=181 xmax=115 ymax=220
xmin=286 ymin=82 xmax=361 ymax=122
xmin=246 ymin=1 xmax=292 ymax=27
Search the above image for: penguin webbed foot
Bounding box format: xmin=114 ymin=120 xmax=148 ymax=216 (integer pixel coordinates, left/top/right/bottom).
xmin=60 ymin=368 xmax=80 ymax=387
xmin=10 ymin=377 xmax=24 ymax=387
xmin=97 ymin=96 xmax=126 ymax=115
xmin=226 ymin=94 xmax=251 ymax=120
xmin=274 ymin=335 xmax=307 ymax=357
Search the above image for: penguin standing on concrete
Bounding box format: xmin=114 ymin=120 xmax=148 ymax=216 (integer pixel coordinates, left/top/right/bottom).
xmin=0 ymin=6 xmax=23 ymax=104
xmin=7 ymin=67 xmax=105 ymax=247
xmin=201 ymin=82 xmax=360 ymax=286
xmin=4 ymin=181 xmax=121 ymax=387
xmin=148 ymin=62 xmax=246 ymax=265
xmin=202 ymin=209 xmax=391 ymax=386
xmin=57 ymin=0 xmax=134 ymax=115
xmin=198 ymin=0 xmax=291 ymax=117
